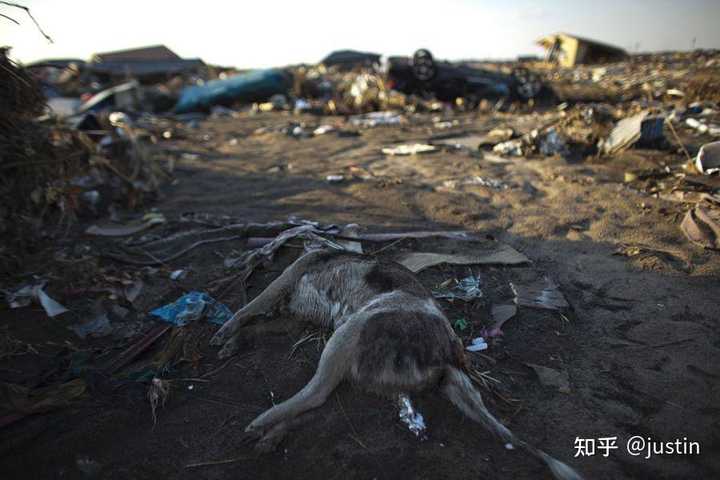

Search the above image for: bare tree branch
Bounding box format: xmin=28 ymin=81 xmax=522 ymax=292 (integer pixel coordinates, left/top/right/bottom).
xmin=0 ymin=1 xmax=53 ymax=43
xmin=0 ymin=12 xmax=18 ymax=24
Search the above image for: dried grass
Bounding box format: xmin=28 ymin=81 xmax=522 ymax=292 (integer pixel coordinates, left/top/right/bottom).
xmin=0 ymin=48 xmax=89 ymax=251
xmin=0 ymin=326 xmax=38 ymax=360
xmin=288 ymin=329 xmax=328 ymax=359
xmin=147 ymin=377 xmax=171 ymax=426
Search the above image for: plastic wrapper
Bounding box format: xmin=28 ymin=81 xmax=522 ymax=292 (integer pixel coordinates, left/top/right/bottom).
xmin=150 ymin=291 xmax=232 ymax=326
xmin=433 ymin=275 xmax=483 ymax=302
xmin=6 ymin=282 xmax=68 ymax=317
xmin=398 ymin=394 xmax=427 ymax=438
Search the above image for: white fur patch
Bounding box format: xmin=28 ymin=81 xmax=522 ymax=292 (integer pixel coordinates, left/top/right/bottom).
xmin=358 ymin=292 xmax=446 ymax=320
xmin=357 ymin=291 xmax=402 ymax=313
xmin=421 ymin=298 xmax=444 ymax=317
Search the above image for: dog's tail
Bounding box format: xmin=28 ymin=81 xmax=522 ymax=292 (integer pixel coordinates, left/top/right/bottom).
xmin=442 ymin=366 xmax=583 ymax=480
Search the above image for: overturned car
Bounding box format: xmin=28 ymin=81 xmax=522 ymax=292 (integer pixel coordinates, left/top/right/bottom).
xmin=387 ymin=49 xmax=545 ymax=104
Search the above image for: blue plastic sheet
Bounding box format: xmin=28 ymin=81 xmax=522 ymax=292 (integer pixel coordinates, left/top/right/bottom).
xmin=150 ymin=291 xmax=232 ymax=326
xmin=174 ymin=69 xmax=290 ymax=113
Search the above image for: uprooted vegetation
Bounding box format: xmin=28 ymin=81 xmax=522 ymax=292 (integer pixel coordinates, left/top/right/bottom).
xmin=0 ymin=50 xmax=170 ymax=270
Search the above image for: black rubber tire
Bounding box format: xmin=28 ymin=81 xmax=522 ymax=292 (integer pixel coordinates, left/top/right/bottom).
xmin=412 ymin=49 xmax=437 ymax=82
xmin=513 ymin=67 xmax=542 ymax=100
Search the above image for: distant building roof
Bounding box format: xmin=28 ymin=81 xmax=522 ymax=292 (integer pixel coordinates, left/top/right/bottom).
xmin=537 ymin=33 xmax=627 ymax=67
xmin=92 ymin=45 xmax=181 ymax=63
xmin=537 ymin=33 xmax=625 ymax=53
xmin=25 ymin=58 xmax=86 ymax=69
xmin=87 ymin=45 xmax=205 ymax=79
xmin=87 ymin=58 xmax=206 ymax=78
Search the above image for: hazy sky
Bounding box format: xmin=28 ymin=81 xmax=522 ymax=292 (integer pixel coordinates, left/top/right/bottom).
xmin=2 ymin=0 xmax=719 ymax=68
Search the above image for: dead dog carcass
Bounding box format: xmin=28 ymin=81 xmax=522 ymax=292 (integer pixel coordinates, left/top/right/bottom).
xmin=211 ymin=250 xmax=581 ymax=480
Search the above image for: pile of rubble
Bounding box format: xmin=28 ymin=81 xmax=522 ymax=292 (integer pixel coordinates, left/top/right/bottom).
xmin=538 ymin=50 xmax=720 ymax=103
xmin=0 ymin=47 xmax=84 ymax=250
xmin=5 ymin=38 xmax=720 ymax=256
xmin=0 ymin=49 xmax=172 ymax=268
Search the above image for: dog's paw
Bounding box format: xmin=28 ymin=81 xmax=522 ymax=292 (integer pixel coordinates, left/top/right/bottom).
xmin=254 ymin=432 xmax=285 ymax=454
xmin=217 ymin=337 xmax=239 ymax=359
xmin=209 ymin=332 xmax=225 ymax=346
xmin=210 ymin=325 xmax=231 ymax=346
xmin=239 ymin=429 xmax=263 ymax=447
xmin=244 ymin=421 xmax=286 ymax=454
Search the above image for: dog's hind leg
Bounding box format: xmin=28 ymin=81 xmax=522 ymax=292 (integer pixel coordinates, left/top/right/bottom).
xmin=442 ymin=366 xmax=583 ymax=480
xmin=244 ymin=320 xmax=360 ymax=446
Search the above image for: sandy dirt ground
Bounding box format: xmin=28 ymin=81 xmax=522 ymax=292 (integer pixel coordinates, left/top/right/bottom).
xmin=2 ymin=110 xmax=719 ymax=479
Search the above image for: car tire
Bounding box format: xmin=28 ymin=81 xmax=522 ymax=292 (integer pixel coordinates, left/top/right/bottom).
xmin=412 ymin=49 xmax=437 ymax=82
xmin=513 ymin=67 xmax=542 ymax=100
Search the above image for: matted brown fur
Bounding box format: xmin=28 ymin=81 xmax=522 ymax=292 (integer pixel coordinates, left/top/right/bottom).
xmin=354 ymin=309 xmax=466 ymax=395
